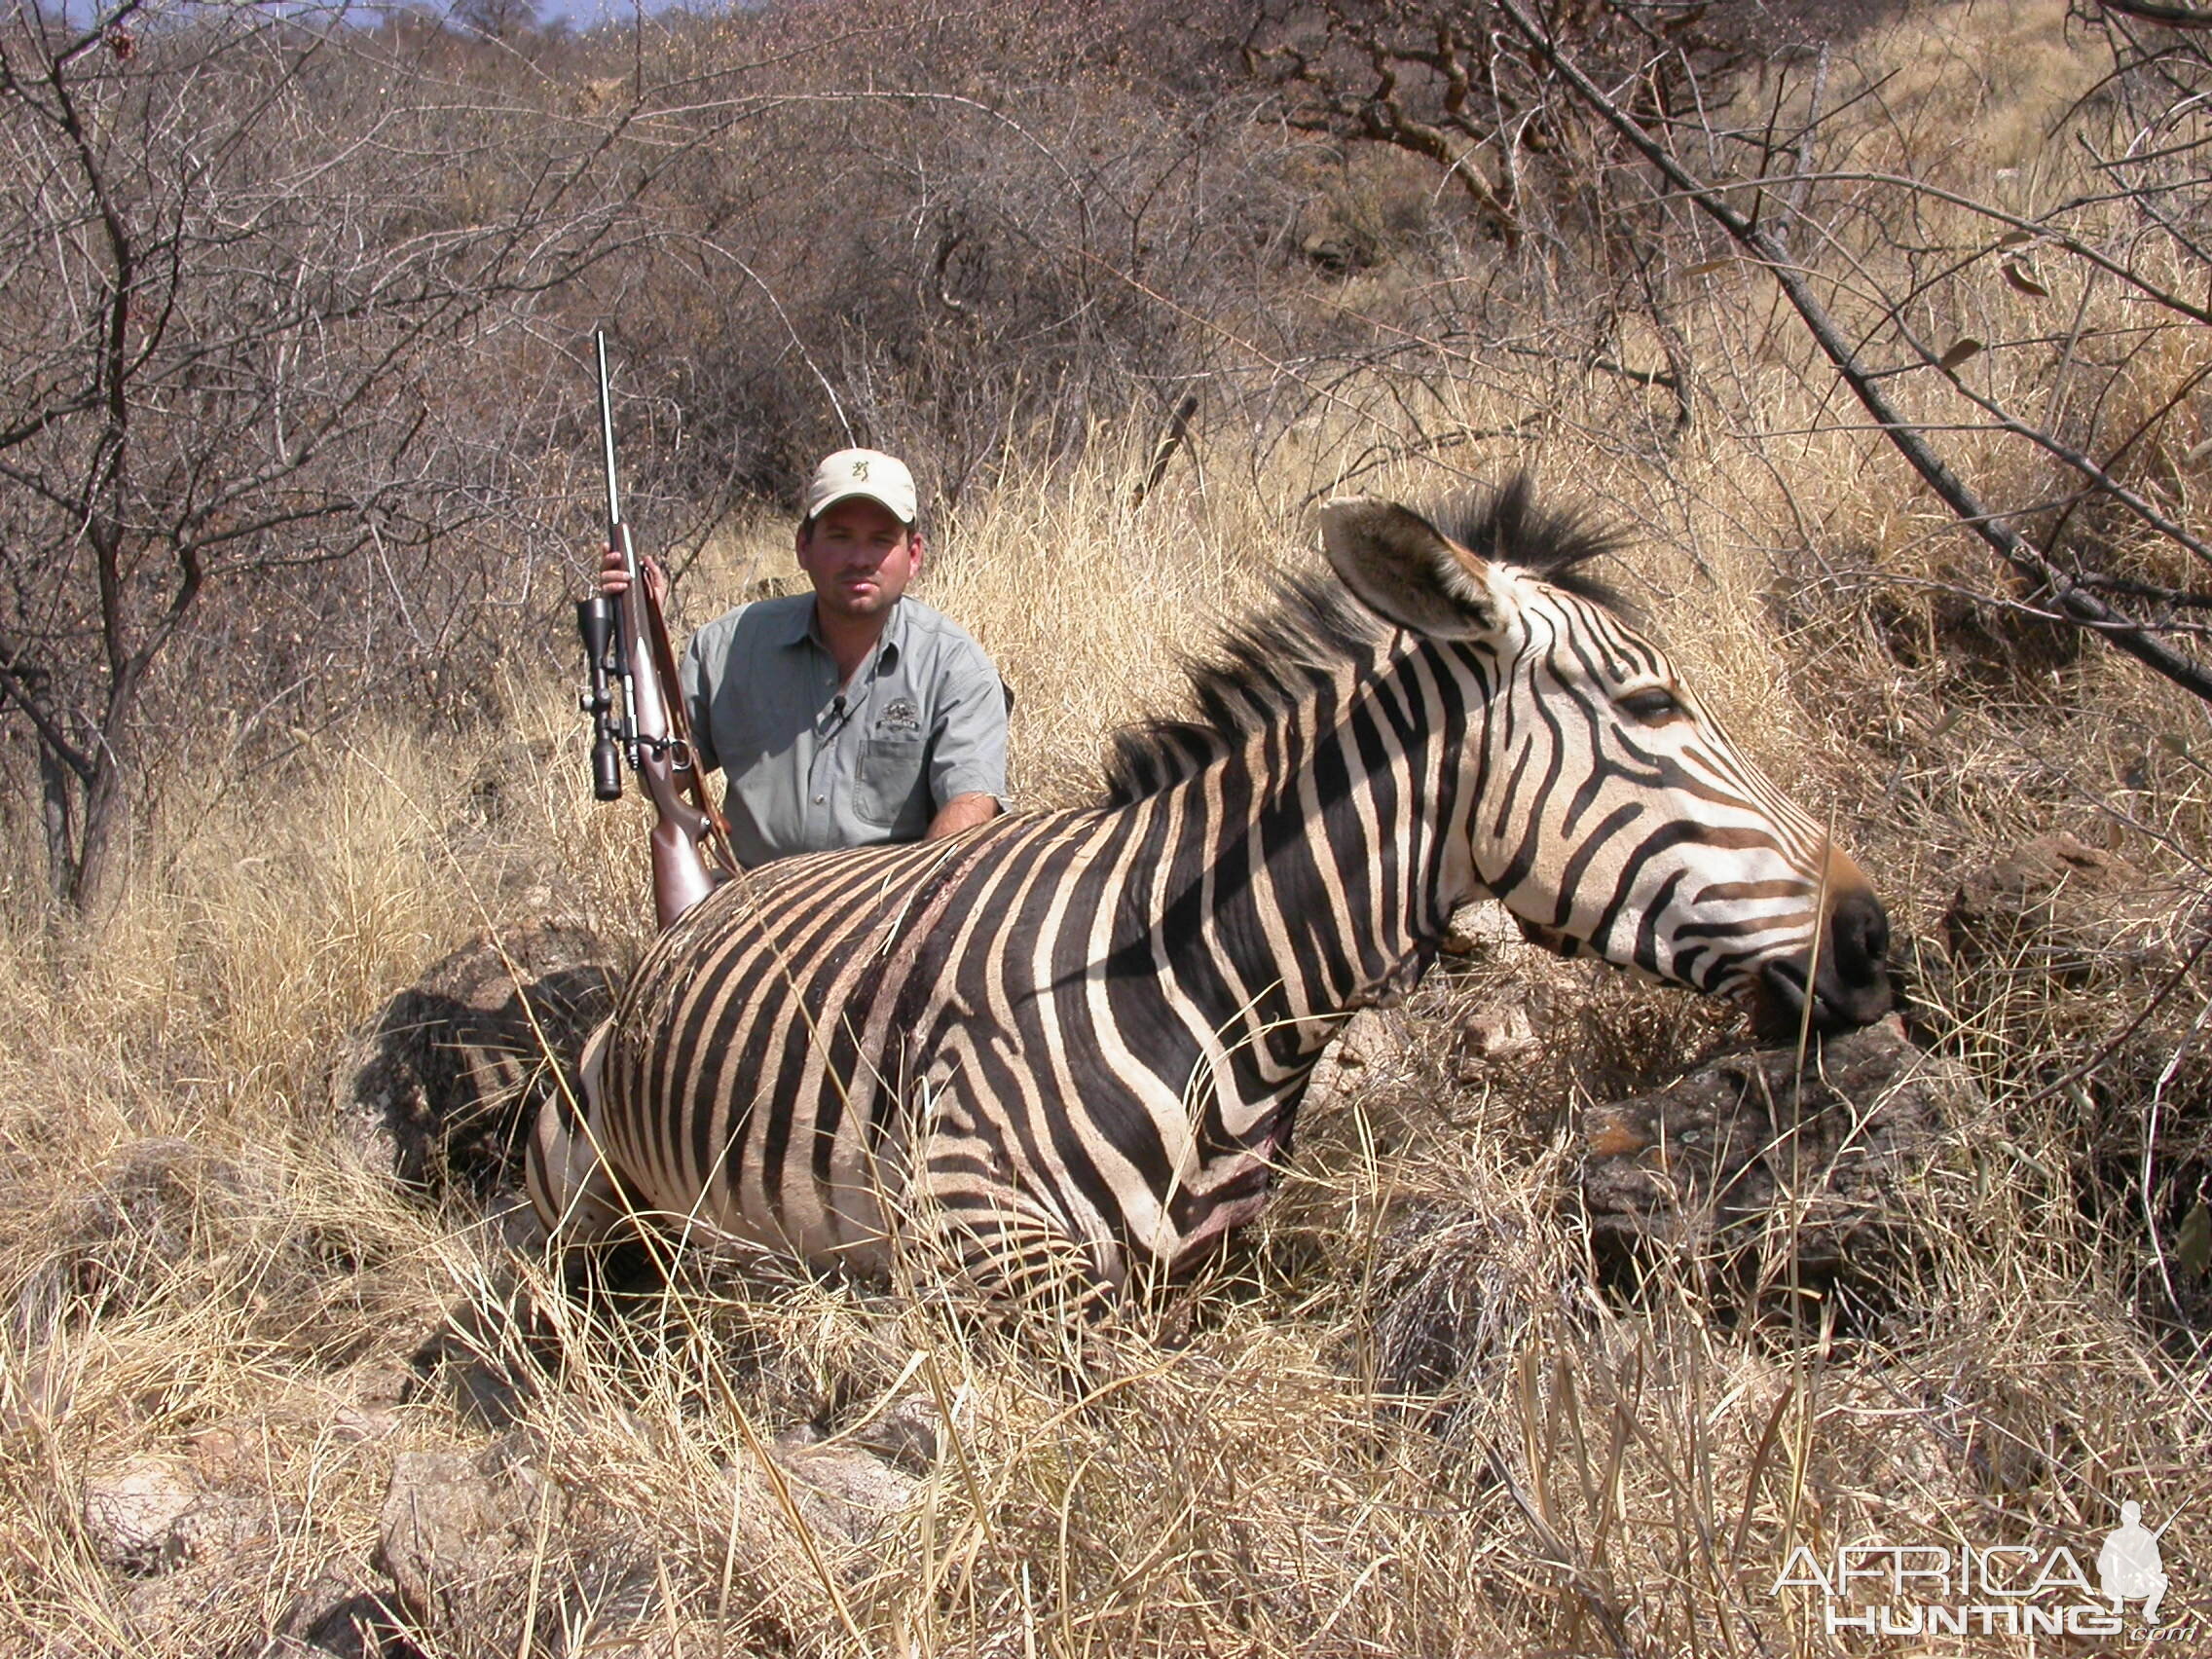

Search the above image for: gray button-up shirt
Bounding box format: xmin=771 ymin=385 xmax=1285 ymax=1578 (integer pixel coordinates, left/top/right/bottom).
xmin=680 ymin=594 xmax=1008 ymax=867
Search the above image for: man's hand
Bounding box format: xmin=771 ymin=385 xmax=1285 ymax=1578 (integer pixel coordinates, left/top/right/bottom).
xmin=925 ymin=792 xmax=1002 ymax=841
xmin=598 ymin=541 xmax=669 ymax=607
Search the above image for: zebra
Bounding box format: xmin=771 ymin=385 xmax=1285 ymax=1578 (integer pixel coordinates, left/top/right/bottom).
xmin=527 ymin=480 xmax=1893 ymax=1301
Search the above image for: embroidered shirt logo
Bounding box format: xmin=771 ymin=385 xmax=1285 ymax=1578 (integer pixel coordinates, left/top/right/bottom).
xmin=879 ymin=697 xmax=920 ymax=734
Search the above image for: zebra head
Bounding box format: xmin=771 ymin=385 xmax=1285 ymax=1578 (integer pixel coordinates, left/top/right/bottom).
xmin=1320 ymin=484 xmax=1892 ymax=1038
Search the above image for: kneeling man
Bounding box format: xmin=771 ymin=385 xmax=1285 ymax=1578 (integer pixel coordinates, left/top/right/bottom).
xmin=606 ymin=448 xmax=1006 ymax=866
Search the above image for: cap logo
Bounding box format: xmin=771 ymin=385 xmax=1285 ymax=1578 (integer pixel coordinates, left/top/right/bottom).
xmin=805 ymin=449 xmax=914 ymax=525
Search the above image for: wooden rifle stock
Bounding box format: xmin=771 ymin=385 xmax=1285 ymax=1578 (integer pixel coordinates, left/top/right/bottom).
xmin=639 ymin=569 xmax=729 ymax=847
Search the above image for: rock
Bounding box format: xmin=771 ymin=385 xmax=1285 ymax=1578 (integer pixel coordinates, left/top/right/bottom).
xmin=82 ymin=1454 xmax=271 ymax=1573
xmin=1334 ymin=1009 xmax=1402 ymax=1070
xmin=187 ymin=1405 xmax=394 ymax=1490
xmin=267 ymin=1569 xmax=412 ymax=1659
xmin=350 ymin=1359 xmax=417 ymax=1409
xmin=771 ymin=1442 xmax=918 ymax=1546
xmin=1439 ymin=899 xmax=1523 ymax=963
xmin=331 ymin=1403 xmax=401 ymax=1445
xmin=1579 ymin=1018 xmax=1978 ymax=1274
xmin=375 ymin=1449 xmax=553 ymax=1622
xmin=405 ymin=1287 xmax=553 ymax=1431
xmin=1305 ymin=1008 xmax=1411 ymax=1110
xmin=83 ymin=1456 xmax=198 ymax=1570
xmin=330 ymin=925 xmax=621 ymax=1196
xmin=540 ymin=1556 xmax=666 ymax=1658
xmin=698 ymin=1435 xmax=918 ymax=1608
xmin=368 ymin=1449 xmax=679 ymax=1654
xmin=852 ymin=1393 xmax=943 ymax=1475
xmin=188 ymin=1420 xmax=260 ymax=1485
xmin=171 ymin=1493 xmax=270 ymax=1559
xmin=1451 ymin=1001 xmax=1539 ymax=1077
xmin=1945 ymin=832 xmax=2182 ymax=981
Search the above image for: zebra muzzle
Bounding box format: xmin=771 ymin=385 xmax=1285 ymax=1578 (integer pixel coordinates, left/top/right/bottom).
xmin=1753 ymin=886 xmax=1895 ymax=1038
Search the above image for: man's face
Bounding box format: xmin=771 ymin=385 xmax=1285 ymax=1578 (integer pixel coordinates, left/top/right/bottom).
xmin=795 ymin=498 xmax=921 ymax=625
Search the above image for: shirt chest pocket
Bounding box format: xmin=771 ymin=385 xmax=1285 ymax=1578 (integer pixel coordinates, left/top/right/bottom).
xmin=853 ymin=735 xmax=929 ymax=829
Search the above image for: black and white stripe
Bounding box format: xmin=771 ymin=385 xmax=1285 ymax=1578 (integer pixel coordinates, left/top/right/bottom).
xmin=529 ymin=480 xmax=1892 ymax=1296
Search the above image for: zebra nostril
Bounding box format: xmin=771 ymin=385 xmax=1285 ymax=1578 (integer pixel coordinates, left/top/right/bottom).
xmin=1828 ymin=889 xmax=1891 ymax=985
xmin=1802 ymin=888 xmax=1895 ymax=1031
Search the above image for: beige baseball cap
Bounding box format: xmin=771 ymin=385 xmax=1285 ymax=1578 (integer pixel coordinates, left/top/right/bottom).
xmin=803 ymin=448 xmax=918 ymax=527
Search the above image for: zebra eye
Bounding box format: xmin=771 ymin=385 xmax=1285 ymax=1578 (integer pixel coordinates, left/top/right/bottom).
xmin=1618 ymin=685 xmax=1685 ymax=722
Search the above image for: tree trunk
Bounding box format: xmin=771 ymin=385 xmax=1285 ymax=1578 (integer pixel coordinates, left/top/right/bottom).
xmin=67 ymin=755 xmax=128 ymax=919
xmin=37 ymin=739 xmax=75 ymax=906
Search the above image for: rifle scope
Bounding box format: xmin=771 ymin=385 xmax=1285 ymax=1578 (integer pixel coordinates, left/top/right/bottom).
xmin=576 ymin=593 xmax=625 ymax=801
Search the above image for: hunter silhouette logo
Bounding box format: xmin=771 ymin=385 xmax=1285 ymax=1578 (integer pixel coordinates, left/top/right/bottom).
xmin=2098 ymin=1500 xmax=2170 ymax=1626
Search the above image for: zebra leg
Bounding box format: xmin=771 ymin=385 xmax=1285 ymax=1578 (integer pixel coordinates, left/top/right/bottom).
xmin=923 ymin=1199 xmax=1199 ymax=1391
xmin=524 ymin=1018 xmax=626 ymax=1248
xmin=941 ymin=1205 xmax=1120 ymax=1317
xmin=906 ymin=1141 xmax=1124 ymax=1325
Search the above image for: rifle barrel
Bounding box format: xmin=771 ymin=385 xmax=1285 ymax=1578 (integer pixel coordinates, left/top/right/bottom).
xmin=595 ymin=328 xmax=623 ymax=535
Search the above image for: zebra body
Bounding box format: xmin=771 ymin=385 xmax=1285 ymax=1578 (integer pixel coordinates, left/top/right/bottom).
xmin=529 ymin=484 xmax=1892 ymax=1293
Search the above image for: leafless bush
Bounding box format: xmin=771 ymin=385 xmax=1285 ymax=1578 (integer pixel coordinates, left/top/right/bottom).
xmin=0 ymin=2 xmax=674 ymax=914
xmin=0 ymin=0 xmax=1948 ymax=930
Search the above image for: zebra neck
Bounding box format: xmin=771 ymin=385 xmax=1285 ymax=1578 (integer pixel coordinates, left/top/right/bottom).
xmin=1161 ymin=652 xmax=1471 ymax=1088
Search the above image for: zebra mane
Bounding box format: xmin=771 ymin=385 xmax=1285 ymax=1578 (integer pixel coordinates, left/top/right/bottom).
xmin=1101 ymin=478 xmax=1634 ymax=806
xmin=1426 ymin=474 xmax=1630 ymax=618
xmin=1101 ymin=578 xmax=1380 ymax=805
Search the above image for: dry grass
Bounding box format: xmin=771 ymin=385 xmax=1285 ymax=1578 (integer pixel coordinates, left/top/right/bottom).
xmin=5 ymin=2 xmax=2212 ymax=1654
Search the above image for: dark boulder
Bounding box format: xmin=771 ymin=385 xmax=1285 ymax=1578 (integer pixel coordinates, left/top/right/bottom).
xmin=329 ymin=925 xmax=621 ymax=1197
xmin=1578 ymin=1018 xmax=1978 ymax=1282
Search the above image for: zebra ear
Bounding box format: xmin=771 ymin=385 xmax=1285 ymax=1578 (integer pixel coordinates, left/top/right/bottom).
xmin=1318 ymin=497 xmax=1502 ymax=640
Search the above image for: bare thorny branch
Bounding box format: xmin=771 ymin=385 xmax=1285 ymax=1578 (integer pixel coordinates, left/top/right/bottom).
xmin=1238 ymin=0 xmax=1750 ymax=254
xmin=6 ymin=0 xmax=2210 ymax=925
xmin=1495 ymin=0 xmax=2212 ymax=704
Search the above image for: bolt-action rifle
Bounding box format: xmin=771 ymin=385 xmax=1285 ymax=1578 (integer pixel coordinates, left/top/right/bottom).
xmin=576 ymin=329 xmax=737 ymax=928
